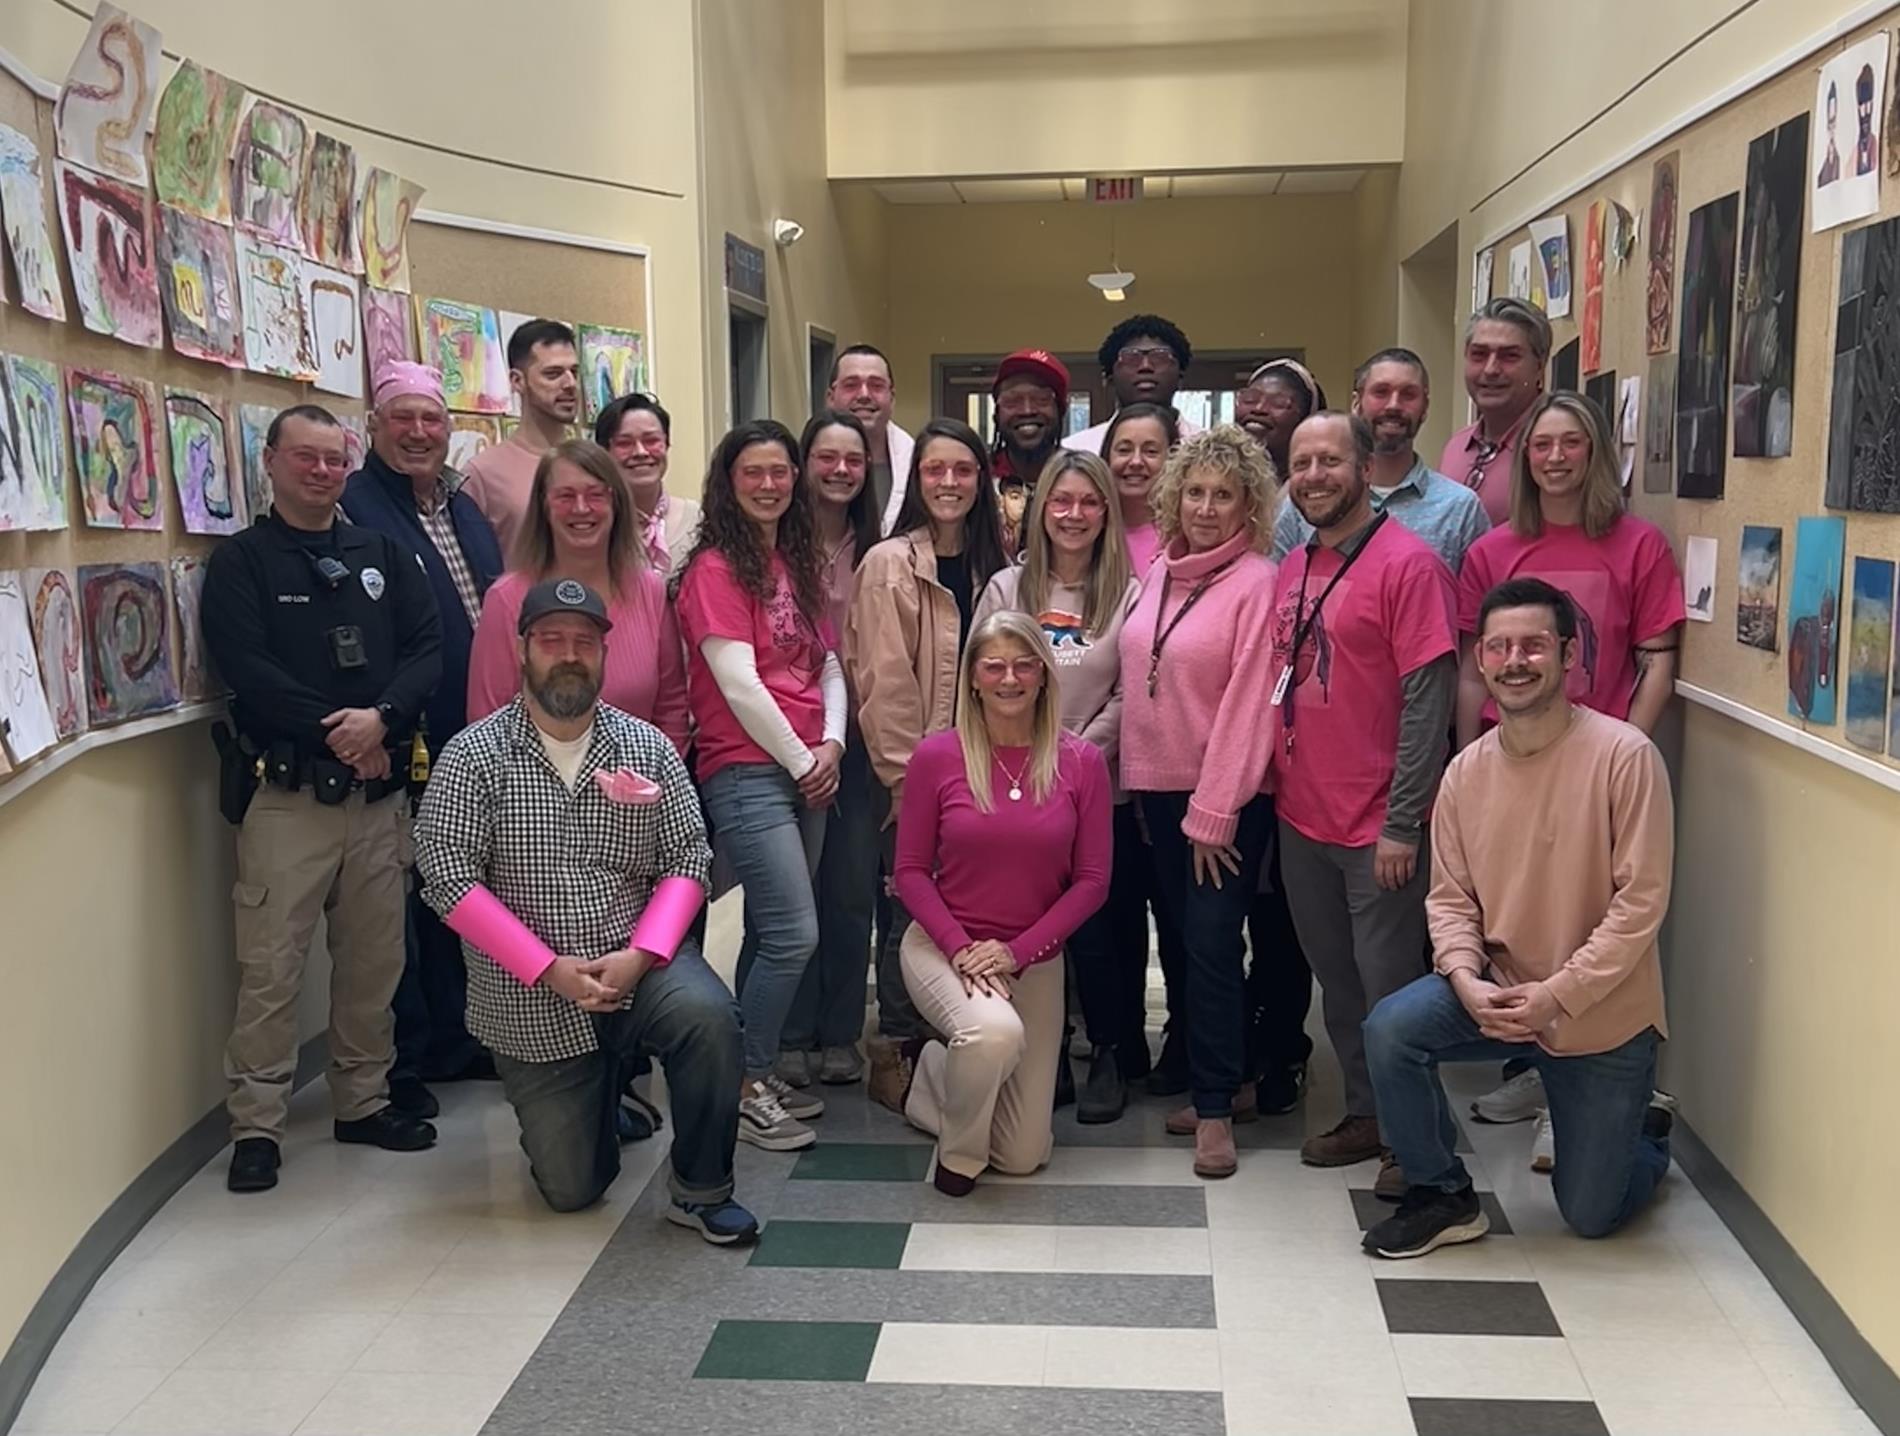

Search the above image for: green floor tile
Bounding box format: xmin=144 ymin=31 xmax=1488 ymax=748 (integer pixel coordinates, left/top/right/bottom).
xmin=692 ymin=1319 xmax=882 ymax=1382
xmin=788 ymin=1142 xmax=934 ymax=1182
xmin=749 ymin=1220 xmax=911 ymax=1269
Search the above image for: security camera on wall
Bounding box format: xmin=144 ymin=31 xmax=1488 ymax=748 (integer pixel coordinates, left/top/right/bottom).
xmin=772 ymin=218 xmax=805 ymax=247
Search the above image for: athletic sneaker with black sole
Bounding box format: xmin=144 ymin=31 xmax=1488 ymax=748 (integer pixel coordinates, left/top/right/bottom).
xmin=738 ymin=1082 xmax=816 ymax=1151
xmin=1255 ymin=1060 xmax=1307 ymax=1116
xmin=1363 ymin=1184 xmax=1490 ymax=1259
xmin=666 ymin=1198 xmax=760 ymax=1245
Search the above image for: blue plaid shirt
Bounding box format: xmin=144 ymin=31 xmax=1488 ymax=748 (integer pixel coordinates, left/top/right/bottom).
xmin=1272 ymin=456 xmax=1489 ymax=575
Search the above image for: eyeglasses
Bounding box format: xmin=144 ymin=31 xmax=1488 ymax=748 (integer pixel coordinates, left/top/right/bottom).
xmin=736 ymin=463 xmax=795 ymax=485
xmin=1116 ymin=345 xmax=1178 ymax=369
xmin=973 ymin=657 xmax=1044 ymax=682
xmin=832 ymin=375 xmax=891 ymax=397
xmin=610 ymin=432 xmax=668 ymax=454
xmin=1479 ymin=634 xmax=1559 ymax=660
xmin=549 ymin=488 xmax=611 ymax=511
xmin=1046 ymin=493 xmax=1106 ymax=516
xmin=920 ymin=460 xmax=980 ymax=482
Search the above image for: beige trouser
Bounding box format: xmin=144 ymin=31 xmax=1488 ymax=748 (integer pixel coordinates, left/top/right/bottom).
xmin=226 ymin=785 xmax=408 ymax=1142
xmin=899 ymin=924 xmax=1063 ymax=1179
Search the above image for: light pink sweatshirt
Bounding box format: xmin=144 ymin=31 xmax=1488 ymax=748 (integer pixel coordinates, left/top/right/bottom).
xmin=1117 ymin=529 xmax=1280 ymax=846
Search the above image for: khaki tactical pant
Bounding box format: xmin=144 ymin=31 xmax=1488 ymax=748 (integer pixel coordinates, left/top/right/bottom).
xmin=225 ymin=785 xmax=408 ymax=1142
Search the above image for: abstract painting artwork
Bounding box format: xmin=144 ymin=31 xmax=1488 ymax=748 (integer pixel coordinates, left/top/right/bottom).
xmin=1682 ymin=535 xmax=1717 ymax=624
xmin=0 ymin=571 xmax=59 ymax=763
xmin=300 ymin=132 xmax=358 ymax=272
xmin=1646 ymin=152 xmax=1679 ymax=355
xmin=302 ymin=262 xmax=364 ymax=400
xmin=361 ymin=168 xmax=423 ymax=293
xmin=1787 ymin=515 xmax=1846 ymax=725
xmin=1642 ymin=354 xmax=1677 ymax=494
xmin=1674 ymin=192 xmax=1739 ymax=500
xmin=231 ymin=97 xmax=308 ymax=250
xmin=55 ymin=161 xmax=162 ymax=349
xmin=578 ymin=324 xmax=647 ymax=420
xmin=447 ymin=413 xmax=500 ymax=472
xmin=68 ymin=368 xmax=161 ymax=531
xmin=26 ymin=568 xmax=86 ymax=738
xmin=236 ymin=234 xmax=317 ymax=380
xmin=0 ymin=124 xmax=66 ymax=320
xmin=1529 ymin=214 xmax=1571 ymax=318
xmin=0 ymin=355 xmax=66 ymax=531
xmin=1844 ymin=556 xmax=1895 ymax=753
xmin=1812 ymin=32 xmax=1889 ymax=232
xmin=1737 ymin=524 xmax=1782 ymax=652
xmin=151 ymin=59 xmax=244 ymax=222
xmin=417 ymin=297 xmax=509 ymax=414
xmin=238 ymin=402 xmax=275 ymax=518
xmin=362 ymin=286 xmax=417 ymax=385
xmin=79 ymin=561 xmax=178 ymax=724
xmin=164 ymin=390 xmax=241 ymax=536
xmin=1550 ymin=338 xmax=1580 ymax=395
xmin=156 ymin=205 xmax=245 ymax=367
xmin=1733 ymin=115 xmax=1807 ymax=459
xmin=169 ymin=553 xmax=217 ymax=701
xmin=1584 ymin=370 xmax=1618 ymax=433
xmin=1826 ymin=215 xmax=1900 ymax=513
xmin=1581 ymin=200 xmax=1606 ymax=374
xmin=53 ymin=2 xmax=161 ymax=186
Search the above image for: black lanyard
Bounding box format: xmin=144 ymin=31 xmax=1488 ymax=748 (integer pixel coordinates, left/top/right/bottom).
xmin=1147 ymin=557 xmax=1240 ymax=697
xmin=1280 ymin=512 xmax=1388 ymax=749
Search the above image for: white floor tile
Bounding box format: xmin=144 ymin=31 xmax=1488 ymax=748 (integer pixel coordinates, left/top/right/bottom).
xmin=1043 ymin=1325 xmax=1221 ymax=1392
xmin=1746 ymin=1338 xmax=1859 ymax=1409
xmin=291 ymin=1368 xmax=518 ymax=1436
xmin=111 ymin=1367 xmax=340 ymax=1436
xmin=1220 ymin=1329 xmax=1411 ymax=1436
xmin=37 ymin=1307 xmax=223 ymax=1371
xmin=1569 ymin=1333 xmax=1781 ymax=1408
xmin=1212 ymin=1271 xmax=1389 ymax=1334
xmin=1537 ymin=1269 xmax=1733 ymax=1339
xmin=1050 ymin=1225 xmax=1210 ymax=1275
xmin=1595 ymin=1399 xmax=1880 ymax=1435
xmin=867 ymin=1322 xmax=1047 ymax=1386
xmin=182 ymin=1309 xmax=389 ymax=1372
xmin=296 ymin=1206 xmax=474 ymax=1266
xmin=441 ymin=1212 xmax=628 ymax=1265
xmin=10 ymin=1363 xmax=169 ymax=1433
xmin=351 ymin=1312 xmax=555 ymax=1375
xmin=1700 ymin=1267 xmax=1813 ymax=1345
xmin=1202 ymin=1168 xmax=1362 ymax=1234
xmin=247 ymin=1254 xmax=446 ymax=1315
xmin=897 ymin=1222 xmax=1058 ymax=1272
xmin=83 ymin=1253 xmax=281 ymax=1318
xmin=1392 ymin=1332 xmax=1590 ymax=1400
xmin=400 ymin=1255 xmax=595 ymax=1316
xmin=1210 ymin=1226 xmax=1382 ymax=1280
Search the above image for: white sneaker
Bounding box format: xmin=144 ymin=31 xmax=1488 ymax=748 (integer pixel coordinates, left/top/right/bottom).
xmin=760 ymin=1071 xmax=824 ymax=1121
xmin=1530 ymin=1108 xmax=1555 ymax=1173
xmin=738 ymin=1083 xmax=816 ymax=1151
xmin=1471 ymin=1068 xmax=1545 ymax=1124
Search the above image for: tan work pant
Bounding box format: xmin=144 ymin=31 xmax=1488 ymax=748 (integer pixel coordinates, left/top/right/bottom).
xmin=226 ymin=785 xmax=408 ymax=1142
xmin=899 ymin=924 xmax=1062 ymax=1179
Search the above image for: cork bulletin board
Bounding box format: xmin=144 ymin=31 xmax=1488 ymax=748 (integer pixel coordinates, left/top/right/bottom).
xmin=407 ymin=218 xmax=648 ymax=346
xmin=1474 ymin=7 xmax=1900 ymax=776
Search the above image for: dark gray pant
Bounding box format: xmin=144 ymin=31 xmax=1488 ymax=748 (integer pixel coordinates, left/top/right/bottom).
xmin=1277 ymin=819 xmax=1431 ymax=1119
xmin=872 ymin=784 xmax=928 ymax=1039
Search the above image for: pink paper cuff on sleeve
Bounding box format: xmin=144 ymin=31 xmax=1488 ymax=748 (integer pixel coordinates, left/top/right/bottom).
xmin=629 ymin=876 xmax=705 ymax=966
xmin=444 ymin=885 xmax=558 ymax=987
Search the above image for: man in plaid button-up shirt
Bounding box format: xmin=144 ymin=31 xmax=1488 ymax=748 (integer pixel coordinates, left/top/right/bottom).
xmin=416 ymin=583 xmax=756 ymax=1243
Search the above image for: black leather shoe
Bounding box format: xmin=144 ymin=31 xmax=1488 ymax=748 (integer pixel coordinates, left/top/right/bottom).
xmin=227 ymin=1137 xmax=281 ymax=1193
xmin=1076 ymin=1046 xmax=1126 ymax=1125
xmin=1053 ymin=1052 xmax=1076 ymax=1109
xmin=388 ymin=1076 xmax=440 ymax=1120
xmin=1255 ymin=1059 xmax=1308 ymax=1116
xmin=1147 ymin=1026 xmax=1190 ymax=1096
xmin=335 ymin=1108 xmax=437 ymax=1151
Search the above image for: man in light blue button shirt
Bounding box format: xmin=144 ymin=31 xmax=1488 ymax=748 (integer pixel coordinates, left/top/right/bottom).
xmin=1272 ymin=348 xmax=1488 ymax=575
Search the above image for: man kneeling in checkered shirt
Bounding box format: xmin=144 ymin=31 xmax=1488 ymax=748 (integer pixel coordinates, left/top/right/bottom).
xmin=415 ymin=578 xmax=759 ymax=1244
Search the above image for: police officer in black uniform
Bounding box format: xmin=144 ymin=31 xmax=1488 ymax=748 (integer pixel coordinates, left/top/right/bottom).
xmin=203 ymin=403 xmax=444 ymax=1193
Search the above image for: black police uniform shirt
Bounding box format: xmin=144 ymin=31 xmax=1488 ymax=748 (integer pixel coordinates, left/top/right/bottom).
xmin=202 ymin=512 xmax=444 ymax=755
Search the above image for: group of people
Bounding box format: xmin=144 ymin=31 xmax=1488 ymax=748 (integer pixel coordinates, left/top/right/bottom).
xmin=200 ymin=299 xmax=1685 ymax=1260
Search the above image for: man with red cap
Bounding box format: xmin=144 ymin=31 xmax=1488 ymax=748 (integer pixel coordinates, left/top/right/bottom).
xmin=991 ymin=349 xmax=1070 ymax=555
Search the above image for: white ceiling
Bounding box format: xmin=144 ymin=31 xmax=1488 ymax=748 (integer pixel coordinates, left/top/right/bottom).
xmin=870 ymin=169 xmax=1366 ymax=204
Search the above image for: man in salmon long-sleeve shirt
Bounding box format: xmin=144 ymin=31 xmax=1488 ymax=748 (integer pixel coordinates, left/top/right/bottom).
xmin=1361 ymin=577 xmax=1676 ymax=1260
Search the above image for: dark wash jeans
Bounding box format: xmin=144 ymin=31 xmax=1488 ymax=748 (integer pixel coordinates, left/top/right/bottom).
xmin=1068 ymin=801 xmax=1160 ymax=1063
xmin=786 ymin=735 xmax=879 ymax=1050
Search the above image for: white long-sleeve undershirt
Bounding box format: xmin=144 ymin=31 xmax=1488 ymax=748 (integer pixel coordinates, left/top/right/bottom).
xmin=700 ymin=637 xmax=846 ymax=778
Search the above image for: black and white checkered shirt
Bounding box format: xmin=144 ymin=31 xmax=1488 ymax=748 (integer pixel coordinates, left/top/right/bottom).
xmin=415 ymin=697 xmax=712 ymax=1063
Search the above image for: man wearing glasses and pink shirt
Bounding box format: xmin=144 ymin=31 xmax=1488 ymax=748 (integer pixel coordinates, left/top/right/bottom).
xmin=1439 ymin=298 xmax=1552 ymax=528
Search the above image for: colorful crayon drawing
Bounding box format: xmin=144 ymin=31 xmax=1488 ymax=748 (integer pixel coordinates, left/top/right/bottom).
xmin=238 ymin=403 xmax=276 ymax=517
xmin=0 ymin=355 xmax=66 ymax=532
xmin=0 ymin=570 xmax=59 ymax=763
xmin=79 ymin=561 xmax=178 ymax=724
xmin=302 ymin=262 xmax=364 ymax=400
xmin=151 ymin=60 xmax=244 ymax=222
xmin=447 ymin=413 xmax=500 ymax=472
xmin=577 ymin=324 xmax=647 ymax=421
xmin=1646 ymin=152 xmax=1679 ymax=355
xmin=0 ymin=124 xmax=67 ymax=321
xmin=236 ymin=234 xmax=317 ymax=380
xmin=26 ymin=567 xmax=86 ymax=738
xmin=53 ymin=2 xmax=162 ymax=186
xmin=67 ymin=368 xmax=161 ymax=531
xmin=1786 ymin=515 xmax=1846 ymax=724
xmin=169 ymin=553 xmax=218 ymax=701
xmin=55 ymin=161 xmax=161 ymax=349
xmin=417 ymin=297 xmax=509 ymax=414
xmin=362 ymin=286 xmax=417 ymax=382
xmin=299 ymin=132 xmax=358 ymax=272
xmin=156 ymin=205 xmax=245 ymax=367
xmin=231 ymin=97 xmax=308 ymax=249
xmin=164 ymin=390 xmax=241 ymax=536
xmin=1844 ymin=556 xmax=1895 ymax=753
xmin=360 ymin=169 xmax=423 ymax=293
xmin=1529 ymin=215 xmax=1571 ymax=319
xmin=1736 ymin=525 xmax=1782 ymax=652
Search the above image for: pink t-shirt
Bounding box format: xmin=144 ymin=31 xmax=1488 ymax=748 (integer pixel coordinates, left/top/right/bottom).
xmin=458 ymin=440 xmax=542 ymax=566
xmin=1125 ymin=521 xmax=1163 ymax=577
xmin=1456 ymin=515 xmax=1685 ymax=722
xmin=676 ymin=549 xmax=830 ymax=781
xmin=1269 ymin=519 xmax=1457 ymax=848
xmin=1439 ymin=416 xmax=1524 ymax=528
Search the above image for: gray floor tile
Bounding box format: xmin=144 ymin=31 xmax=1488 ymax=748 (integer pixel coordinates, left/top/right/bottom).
xmin=1377 ymin=1278 xmax=1563 ymax=1337
xmin=1411 ymin=1396 xmax=1609 ymax=1435
xmin=771 ymin=1180 xmax=1208 ymax=1228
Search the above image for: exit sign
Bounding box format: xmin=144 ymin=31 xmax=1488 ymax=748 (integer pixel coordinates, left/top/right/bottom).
xmin=1089 ymin=176 xmax=1143 ymax=205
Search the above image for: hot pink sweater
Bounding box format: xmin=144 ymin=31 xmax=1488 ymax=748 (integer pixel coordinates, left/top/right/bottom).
xmin=1118 ymin=529 xmax=1280 ymax=847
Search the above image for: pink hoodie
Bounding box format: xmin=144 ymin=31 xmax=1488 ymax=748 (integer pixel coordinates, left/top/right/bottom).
xmin=1117 ymin=529 xmax=1280 ymax=846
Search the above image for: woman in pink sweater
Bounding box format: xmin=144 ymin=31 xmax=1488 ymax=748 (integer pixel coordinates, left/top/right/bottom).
xmin=893 ymin=610 xmax=1111 ymax=1196
xmin=1118 ymin=425 xmax=1281 ymax=1179
xmin=465 ymin=439 xmax=690 ymax=752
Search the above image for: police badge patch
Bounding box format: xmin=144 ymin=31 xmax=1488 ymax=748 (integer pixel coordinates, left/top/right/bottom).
xmin=360 ymin=566 xmax=386 ymax=601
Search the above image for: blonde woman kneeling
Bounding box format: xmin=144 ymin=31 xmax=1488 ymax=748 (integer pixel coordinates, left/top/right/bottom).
xmin=891 ymin=612 xmax=1112 ymax=1195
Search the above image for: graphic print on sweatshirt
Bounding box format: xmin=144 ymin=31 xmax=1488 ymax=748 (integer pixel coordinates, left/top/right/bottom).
xmin=1037 ymin=605 xmax=1092 ymax=665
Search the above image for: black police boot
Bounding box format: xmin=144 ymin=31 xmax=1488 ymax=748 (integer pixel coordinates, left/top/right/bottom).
xmin=227 ymin=1137 xmax=281 ymax=1193
xmin=335 ymin=1108 xmax=437 ymax=1151
xmin=1053 ymin=1052 xmax=1076 ymax=1109
xmin=388 ymin=1076 xmax=440 ymax=1120
xmin=1076 ymin=1046 xmax=1127 ymax=1125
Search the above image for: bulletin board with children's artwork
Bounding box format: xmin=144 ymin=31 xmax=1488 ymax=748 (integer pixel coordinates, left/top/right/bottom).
xmin=1470 ymin=7 xmax=1900 ymax=777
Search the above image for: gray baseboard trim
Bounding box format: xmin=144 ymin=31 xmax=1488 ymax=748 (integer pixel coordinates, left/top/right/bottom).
xmin=1673 ymin=1117 xmax=1898 ymax=1434
xmin=0 ymin=1035 xmax=329 ymax=1435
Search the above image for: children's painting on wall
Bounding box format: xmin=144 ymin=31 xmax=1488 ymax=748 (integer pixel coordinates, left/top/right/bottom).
xmin=27 ymin=568 xmax=86 ymax=738
xmin=302 ymin=262 xmax=364 ymax=400
xmin=1646 ymin=151 xmax=1679 ymax=354
xmin=156 ymin=206 xmax=245 ymax=368
xmin=169 ymin=554 xmax=217 ymax=702
xmin=0 ymin=355 xmax=67 ymax=532
xmin=165 ymin=390 xmax=242 ymax=536
xmin=1812 ymin=31 xmax=1889 ymax=233
xmin=1736 ymin=524 xmax=1782 ymax=652
xmin=55 ymin=162 xmax=162 ymax=349
xmin=1844 ymin=556 xmax=1895 ymax=753
xmin=0 ymin=124 xmax=66 ymax=321
xmin=79 ymin=561 xmax=178 ymax=725
xmin=1732 ymin=114 xmax=1807 ymax=459
xmin=151 ymin=59 xmax=244 ymax=223
xmin=1506 ymin=241 xmax=1532 ymax=302
xmin=1825 ymin=214 xmax=1900 ymax=513
xmin=0 ymin=571 xmax=59 ymax=764
xmin=231 ymin=97 xmax=308 ymax=250
xmin=299 ymin=132 xmax=358 ymax=273
xmin=362 ymin=286 xmax=417 ymax=385
xmin=1528 ymin=215 xmax=1571 ymax=318
xmin=417 ymin=297 xmax=509 ymax=414
xmin=448 ymin=413 xmax=500 ymax=472
xmin=578 ymin=324 xmax=646 ymax=421
xmin=1683 ymin=536 xmax=1717 ymax=624
xmin=1642 ymin=354 xmax=1676 ymax=495
xmin=68 ymin=369 xmax=161 ymax=531
xmin=53 ymin=2 xmax=162 ymax=187
xmin=238 ymin=403 xmax=275 ymax=518
xmin=236 ymin=234 xmax=317 ymax=380
xmin=1787 ymin=515 xmax=1846 ymax=725
xmin=360 ymin=168 xmax=423 ymax=293
xmin=1674 ymin=191 xmax=1739 ymax=500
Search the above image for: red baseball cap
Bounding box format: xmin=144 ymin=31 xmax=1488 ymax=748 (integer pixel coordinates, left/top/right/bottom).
xmin=993 ymin=349 xmax=1071 ymax=406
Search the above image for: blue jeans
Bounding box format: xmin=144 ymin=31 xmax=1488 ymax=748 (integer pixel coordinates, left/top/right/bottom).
xmin=491 ymin=943 xmax=742 ymax=1212
xmin=1365 ymin=974 xmax=1669 ymax=1238
xmin=786 ymin=736 xmax=877 ymax=1050
xmin=1068 ymin=802 xmax=1154 ymax=1061
xmin=702 ymin=761 xmax=826 ymax=1077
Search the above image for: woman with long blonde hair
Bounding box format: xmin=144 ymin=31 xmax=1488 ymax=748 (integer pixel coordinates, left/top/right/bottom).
xmin=888 ymin=611 xmax=1111 ymax=1195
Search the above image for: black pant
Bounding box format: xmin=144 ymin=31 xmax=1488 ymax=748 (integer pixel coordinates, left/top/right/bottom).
xmin=1246 ymin=831 xmax=1315 ymax=1078
xmin=392 ymin=882 xmax=485 ymax=1084
xmin=1069 ymin=803 xmax=1161 ymax=1061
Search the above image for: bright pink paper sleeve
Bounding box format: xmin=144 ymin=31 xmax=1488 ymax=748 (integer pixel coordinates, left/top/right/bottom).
xmin=444 ymin=885 xmax=558 ymax=987
xmin=629 ymin=876 xmax=705 ymax=966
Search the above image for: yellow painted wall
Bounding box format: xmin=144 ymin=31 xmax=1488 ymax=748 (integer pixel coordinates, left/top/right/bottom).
xmin=824 ymin=0 xmax=1408 ymax=181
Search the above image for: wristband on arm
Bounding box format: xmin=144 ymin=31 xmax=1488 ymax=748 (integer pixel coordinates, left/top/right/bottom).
xmin=443 ymin=885 xmax=559 ymax=987
xmin=629 ymin=876 xmax=705 ymax=966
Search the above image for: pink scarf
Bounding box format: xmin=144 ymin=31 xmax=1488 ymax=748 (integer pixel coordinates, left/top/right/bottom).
xmin=641 ymin=493 xmax=671 ymax=570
